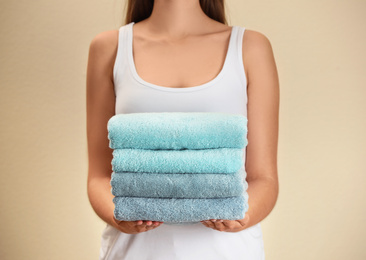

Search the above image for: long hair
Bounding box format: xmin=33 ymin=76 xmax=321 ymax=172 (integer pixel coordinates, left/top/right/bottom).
xmin=123 ymin=0 xmax=228 ymax=25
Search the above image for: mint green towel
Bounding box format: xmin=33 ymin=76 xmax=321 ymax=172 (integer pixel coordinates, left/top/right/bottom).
xmin=112 ymin=148 xmax=244 ymax=174
xmin=107 ymin=112 xmax=248 ymax=150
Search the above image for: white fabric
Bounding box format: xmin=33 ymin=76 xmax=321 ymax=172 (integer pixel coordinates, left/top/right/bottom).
xmin=99 ymin=21 xmax=265 ymax=260
xmin=100 ymin=222 xmax=265 ymax=260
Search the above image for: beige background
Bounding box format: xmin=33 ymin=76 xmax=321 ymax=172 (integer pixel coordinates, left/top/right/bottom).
xmin=1 ymin=0 xmax=365 ymax=259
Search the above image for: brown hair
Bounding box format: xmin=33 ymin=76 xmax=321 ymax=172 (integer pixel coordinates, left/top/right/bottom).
xmin=123 ymin=0 xmax=228 ymax=25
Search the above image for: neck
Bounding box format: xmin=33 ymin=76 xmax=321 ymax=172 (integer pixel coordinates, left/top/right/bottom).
xmin=142 ymin=0 xmax=215 ymax=39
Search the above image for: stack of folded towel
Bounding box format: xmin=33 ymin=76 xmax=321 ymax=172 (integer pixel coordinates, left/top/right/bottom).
xmin=107 ymin=112 xmax=250 ymax=225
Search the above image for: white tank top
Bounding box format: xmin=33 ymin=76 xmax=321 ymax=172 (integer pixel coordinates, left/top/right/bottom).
xmin=100 ymin=21 xmax=265 ymax=260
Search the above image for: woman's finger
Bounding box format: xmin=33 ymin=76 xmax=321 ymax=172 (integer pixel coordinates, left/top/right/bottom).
xmin=202 ymin=220 xmax=215 ymax=229
xmin=212 ymin=220 xmax=226 ymax=231
xmin=144 ymin=220 xmax=161 ymax=228
xmin=137 ymin=222 xmax=154 ymax=232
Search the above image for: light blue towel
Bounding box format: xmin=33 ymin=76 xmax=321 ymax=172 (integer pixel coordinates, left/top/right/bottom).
xmin=107 ymin=112 xmax=248 ymax=150
xmin=110 ymin=167 xmax=248 ymax=198
xmin=113 ymin=192 xmax=249 ymax=223
xmin=112 ymin=148 xmax=244 ymax=174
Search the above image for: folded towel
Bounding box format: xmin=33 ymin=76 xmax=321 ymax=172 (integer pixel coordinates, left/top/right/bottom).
xmin=113 ymin=192 xmax=249 ymax=223
xmin=112 ymin=148 xmax=244 ymax=174
xmin=110 ymin=167 xmax=248 ymax=198
xmin=107 ymin=112 xmax=248 ymax=150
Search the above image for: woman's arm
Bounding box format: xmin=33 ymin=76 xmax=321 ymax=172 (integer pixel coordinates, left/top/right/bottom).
xmin=201 ymin=29 xmax=279 ymax=232
xmin=244 ymin=29 xmax=280 ymax=228
xmin=86 ymin=31 xmax=118 ymax=227
xmin=86 ymin=30 xmax=163 ymax=234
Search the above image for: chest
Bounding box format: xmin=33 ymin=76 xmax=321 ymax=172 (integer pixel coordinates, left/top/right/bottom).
xmin=132 ymin=32 xmax=232 ymax=88
xmin=113 ymin=23 xmax=247 ymax=115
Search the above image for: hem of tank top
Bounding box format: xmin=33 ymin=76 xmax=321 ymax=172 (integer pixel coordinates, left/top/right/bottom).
xmin=126 ymin=22 xmax=237 ymax=93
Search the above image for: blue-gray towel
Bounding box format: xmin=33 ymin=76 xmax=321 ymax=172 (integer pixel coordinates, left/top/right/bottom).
xmin=110 ymin=167 xmax=248 ymax=198
xmin=112 ymin=148 xmax=244 ymax=174
xmin=113 ymin=192 xmax=249 ymax=223
xmin=107 ymin=112 xmax=248 ymax=150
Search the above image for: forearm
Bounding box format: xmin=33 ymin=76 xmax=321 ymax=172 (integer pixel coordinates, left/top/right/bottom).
xmin=245 ymin=176 xmax=279 ymax=228
xmin=87 ymin=176 xmax=116 ymax=227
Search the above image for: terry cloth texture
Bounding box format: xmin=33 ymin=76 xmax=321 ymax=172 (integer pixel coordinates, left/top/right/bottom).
xmin=110 ymin=167 xmax=248 ymax=198
xmin=111 ymin=148 xmax=244 ymax=174
xmin=107 ymin=112 xmax=248 ymax=150
xmin=108 ymin=112 xmax=249 ymax=224
xmin=113 ymin=191 xmax=249 ymax=223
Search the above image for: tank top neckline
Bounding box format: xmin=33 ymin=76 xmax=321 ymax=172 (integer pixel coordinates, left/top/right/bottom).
xmin=126 ymin=21 xmax=237 ymax=92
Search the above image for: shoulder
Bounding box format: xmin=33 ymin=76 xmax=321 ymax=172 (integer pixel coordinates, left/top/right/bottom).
xmin=240 ymin=28 xmax=276 ymax=77
xmin=242 ymin=28 xmax=274 ymax=61
xmin=87 ymin=28 xmax=123 ymax=78
xmin=88 ymin=29 xmax=120 ymax=63
xmin=242 ymin=28 xmax=272 ymax=50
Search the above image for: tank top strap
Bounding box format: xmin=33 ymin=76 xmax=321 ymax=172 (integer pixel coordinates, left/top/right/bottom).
xmin=113 ymin=24 xmax=130 ymax=84
xmin=227 ymin=25 xmax=247 ymax=88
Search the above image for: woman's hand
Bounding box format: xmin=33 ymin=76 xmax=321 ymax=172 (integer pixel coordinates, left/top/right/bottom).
xmin=112 ymin=216 xmax=164 ymax=234
xmin=200 ymin=213 xmax=250 ymax=233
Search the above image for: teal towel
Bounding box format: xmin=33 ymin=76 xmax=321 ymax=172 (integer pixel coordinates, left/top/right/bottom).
xmin=110 ymin=167 xmax=248 ymax=198
xmin=107 ymin=112 xmax=248 ymax=150
xmin=112 ymin=148 xmax=244 ymax=174
xmin=113 ymin=192 xmax=249 ymax=223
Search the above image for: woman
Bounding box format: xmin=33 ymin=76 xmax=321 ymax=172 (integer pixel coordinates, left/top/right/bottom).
xmin=86 ymin=0 xmax=279 ymax=259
